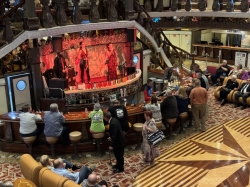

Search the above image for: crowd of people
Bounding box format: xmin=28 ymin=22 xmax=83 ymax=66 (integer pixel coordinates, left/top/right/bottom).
xmin=18 ymin=59 xmax=250 ymax=186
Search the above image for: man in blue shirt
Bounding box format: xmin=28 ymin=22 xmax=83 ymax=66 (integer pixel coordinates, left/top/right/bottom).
xmin=52 ymin=158 xmax=95 ymax=184
xmin=44 ymin=103 xmax=70 ymax=145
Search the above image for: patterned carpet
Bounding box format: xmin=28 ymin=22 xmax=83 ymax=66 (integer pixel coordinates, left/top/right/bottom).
xmin=1 ymin=86 xmax=249 ymax=187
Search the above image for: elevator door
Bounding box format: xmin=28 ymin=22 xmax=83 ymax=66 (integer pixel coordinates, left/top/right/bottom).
xmin=5 ymin=72 xmax=32 ymax=112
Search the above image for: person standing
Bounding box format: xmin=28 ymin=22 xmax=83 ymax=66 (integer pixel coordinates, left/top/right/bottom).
xmin=189 ymin=79 xmax=208 ymax=132
xmin=76 ymin=42 xmax=90 ymax=83
xmin=44 ymin=103 xmax=70 ymax=145
xmin=142 ymin=111 xmax=160 ymax=165
xmin=105 ymin=43 xmax=118 ymax=81
xmin=108 ymin=100 xmax=129 ymax=133
xmin=195 ymin=72 xmax=206 ymax=89
xmin=53 ymin=52 xmax=66 ymax=79
xmin=234 ymin=78 xmax=250 ymax=110
xmin=19 ymin=104 xmax=42 ymax=144
xmin=144 ymin=79 xmax=154 ymax=102
xmin=104 ymin=111 xmax=125 ymax=173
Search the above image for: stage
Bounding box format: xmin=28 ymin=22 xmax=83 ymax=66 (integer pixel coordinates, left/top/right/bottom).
xmin=133 ymin=117 xmax=250 ymax=187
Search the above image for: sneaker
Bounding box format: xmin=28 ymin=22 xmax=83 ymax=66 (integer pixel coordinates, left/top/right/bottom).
xmin=89 ymin=165 xmax=96 ymax=172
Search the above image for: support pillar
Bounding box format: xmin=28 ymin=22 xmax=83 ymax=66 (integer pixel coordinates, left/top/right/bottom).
xmin=28 ymin=44 xmax=43 ymax=110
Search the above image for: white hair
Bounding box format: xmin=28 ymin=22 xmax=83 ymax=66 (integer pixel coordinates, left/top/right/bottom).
xmin=50 ymin=103 xmax=58 ymax=112
xmin=231 ymin=75 xmax=237 ymax=79
xmin=164 ymin=90 xmax=172 ymax=97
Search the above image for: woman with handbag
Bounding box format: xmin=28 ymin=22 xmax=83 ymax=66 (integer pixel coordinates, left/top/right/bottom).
xmin=89 ymin=103 xmax=105 ymax=144
xmin=142 ymin=111 xmax=160 ymax=165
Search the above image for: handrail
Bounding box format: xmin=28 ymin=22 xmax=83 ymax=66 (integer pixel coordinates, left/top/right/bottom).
xmin=133 ymin=0 xmax=193 ymax=67
xmin=0 ymin=0 xmax=25 ymax=21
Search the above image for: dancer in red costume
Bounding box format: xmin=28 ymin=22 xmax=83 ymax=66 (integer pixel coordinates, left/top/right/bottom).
xmin=105 ymin=43 xmax=118 ymax=81
xmin=76 ymin=42 xmax=90 ymax=83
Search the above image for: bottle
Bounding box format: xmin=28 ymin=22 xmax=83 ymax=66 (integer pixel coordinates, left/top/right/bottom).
xmin=92 ymin=94 xmax=95 ymax=103
xmin=120 ymin=88 xmax=123 ymax=98
xmin=123 ymin=88 xmax=126 ymax=97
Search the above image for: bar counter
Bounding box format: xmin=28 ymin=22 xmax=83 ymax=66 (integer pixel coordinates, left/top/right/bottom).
xmin=0 ymin=106 xmax=145 ymax=154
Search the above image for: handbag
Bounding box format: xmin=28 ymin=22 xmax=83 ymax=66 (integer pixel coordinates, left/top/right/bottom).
xmin=147 ymin=129 xmax=165 ymax=146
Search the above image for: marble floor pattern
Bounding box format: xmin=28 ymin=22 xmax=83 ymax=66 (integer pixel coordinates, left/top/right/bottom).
xmin=1 ymin=86 xmax=250 ymax=186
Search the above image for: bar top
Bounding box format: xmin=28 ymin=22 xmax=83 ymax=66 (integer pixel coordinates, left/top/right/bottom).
xmin=193 ymin=44 xmax=250 ymax=52
xmin=0 ymin=105 xmax=144 ymax=123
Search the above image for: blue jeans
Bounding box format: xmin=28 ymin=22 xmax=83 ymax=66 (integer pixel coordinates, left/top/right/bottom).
xmin=77 ymin=166 xmax=92 ymax=184
xmin=62 ymin=159 xmax=73 ymax=169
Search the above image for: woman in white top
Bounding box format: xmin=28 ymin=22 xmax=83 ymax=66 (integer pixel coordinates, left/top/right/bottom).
xmin=228 ymin=64 xmax=243 ymax=78
xmin=143 ymin=95 xmax=162 ymax=123
xmin=19 ymin=104 xmax=42 ymax=144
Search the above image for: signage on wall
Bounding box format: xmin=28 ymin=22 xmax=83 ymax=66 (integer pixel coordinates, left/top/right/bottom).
xmin=235 ymin=52 xmax=246 ymax=67
xmin=247 ymin=53 xmax=250 ymax=67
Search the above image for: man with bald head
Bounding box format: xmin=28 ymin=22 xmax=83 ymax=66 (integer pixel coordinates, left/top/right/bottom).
xmin=82 ymin=173 xmax=108 ymax=187
xmin=211 ymin=60 xmax=231 ymax=86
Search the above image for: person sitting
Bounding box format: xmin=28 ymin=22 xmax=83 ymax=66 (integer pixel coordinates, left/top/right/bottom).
xmin=143 ymin=95 xmax=162 ymax=123
xmin=228 ymin=64 xmax=243 ymax=78
xmin=195 ymin=72 xmax=206 ymax=89
xmin=39 ymin=155 xmax=81 ymax=171
xmin=82 ymin=173 xmax=109 ymax=187
xmin=89 ymin=103 xmax=105 ymax=134
xmin=234 ymin=78 xmax=250 ymax=110
xmin=160 ymin=90 xmax=179 ymax=128
xmin=144 ymin=79 xmax=155 ymax=102
xmin=174 ymin=86 xmax=188 ymax=115
xmin=19 ymin=104 xmax=42 ymax=145
xmin=211 ymin=60 xmax=231 ymax=86
xmin=241 ymin=68 xmax=250 ymax=80
xmin=192 ymin=63 xmax=204 ymax=75
xmin=108 ymin=100 xmax=129 ymax=133
xmin=52 ymin=158 xmax=95 ymax=184
xmin=219 ymin=75 xmax=239 ymax=106
xmin=44 ymin=103 xmax=70 ymax=145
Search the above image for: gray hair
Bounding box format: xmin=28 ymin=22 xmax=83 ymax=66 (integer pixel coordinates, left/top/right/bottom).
xmin=194 ymin=79 xmax=201 ymax=86
xmin=94 ymin=103 xmax=101 ymax=111
xmin=196 ymin=72 xmax=202 ymax=78
xmin=0 ymin=181 xmax=13 ymax=187
xmin=231 ymin=75 xmax=237 ymax=79
xmin=50 ymin=103 xmax=58 ymax=112
xmin=164 ymin=89 xmax=172 ymax=97
xmin=104 ymin=111 xmax=111 ymax=119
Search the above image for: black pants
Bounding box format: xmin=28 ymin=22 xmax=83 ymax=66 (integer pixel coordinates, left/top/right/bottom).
xmin=113 ymin=146 xmax=124 ymax=170
xmin=80 ymin=61 xmax=90 ymax=83
xmin=20 ymin=127 xmax=42 ymax=145
xmin=219 ymin=89 xmax=231 ymax=100
xmin=61 ymin=126 xmax=70 ymax=145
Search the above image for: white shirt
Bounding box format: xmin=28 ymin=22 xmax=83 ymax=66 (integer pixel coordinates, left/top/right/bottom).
xmin=19 ymin=112 xmax=42 ymax=134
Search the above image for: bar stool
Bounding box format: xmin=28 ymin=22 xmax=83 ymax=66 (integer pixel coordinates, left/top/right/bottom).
xmin=46 ymin=137 xmax=59 ymax=158
xmin=187 ymin=104 xmax=193 ymax=128
xmin=178 ymin=112 xmax=188 ymax=134
xmin=166 ymin=118 xmax=177 ymax=140
xmin=69 ymin=131 xmax=82 ymax=160
xmin=133 ymin=123 xmax=143 ymax=150
xmin=92 ymin=133 xmax=104 ymax=157
xmin=23 ymin=136 xmax=36 ymax=156
xmin=155 ymin=121 xmax=162 ymax=129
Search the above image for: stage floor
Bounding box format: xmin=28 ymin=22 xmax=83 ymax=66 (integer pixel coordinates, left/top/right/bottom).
xmin=133 ymin=117 xmax=250 ymax=187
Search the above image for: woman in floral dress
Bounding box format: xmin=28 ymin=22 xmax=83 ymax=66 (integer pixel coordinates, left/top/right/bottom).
xmin=142 ymin=111 xmax=160 ymax=165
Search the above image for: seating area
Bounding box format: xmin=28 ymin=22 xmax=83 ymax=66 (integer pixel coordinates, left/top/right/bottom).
xmin=20 ymin=154 xmax=81 ymax=187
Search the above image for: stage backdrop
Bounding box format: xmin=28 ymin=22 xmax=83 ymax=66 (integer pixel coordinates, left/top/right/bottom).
xmin=41 ymin=42 xmax=131 ymax=80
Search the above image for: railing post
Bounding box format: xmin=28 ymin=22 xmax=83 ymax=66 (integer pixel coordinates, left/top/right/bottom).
xmin=124 ymin=0 xmax=135 ymax=20
xmin=89 ymin=0 xmax=100 ymax=23
xmin=71 ymin=0 xmax=83 ymax=24
xmin=40 ymin=0 xmax=54 ymax=28
xmin=240 ymin=0 xmax=249 ymax=12
xmin=55 ymin=0 xmax=67 ymax=26
xmin=23 ymin=0 xmax=39 ymax=30
xmin=3 ymin=18 xmax=14 ymax=43
xmin=107 ymin=0 xmax=118 ymax=22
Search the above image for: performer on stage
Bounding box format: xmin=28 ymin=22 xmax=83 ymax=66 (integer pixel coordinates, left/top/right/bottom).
xmin=105 ymin=43 xmax=118 ymax=81
xmin=76 ymin=42 xmax=90 ymax=83
xmin=53 ymin=52 xmax=66 ymax=79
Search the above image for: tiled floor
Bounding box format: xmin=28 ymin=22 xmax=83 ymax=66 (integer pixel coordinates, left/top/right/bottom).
xmin=0 ymin=86 xmax=249 ymax=186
